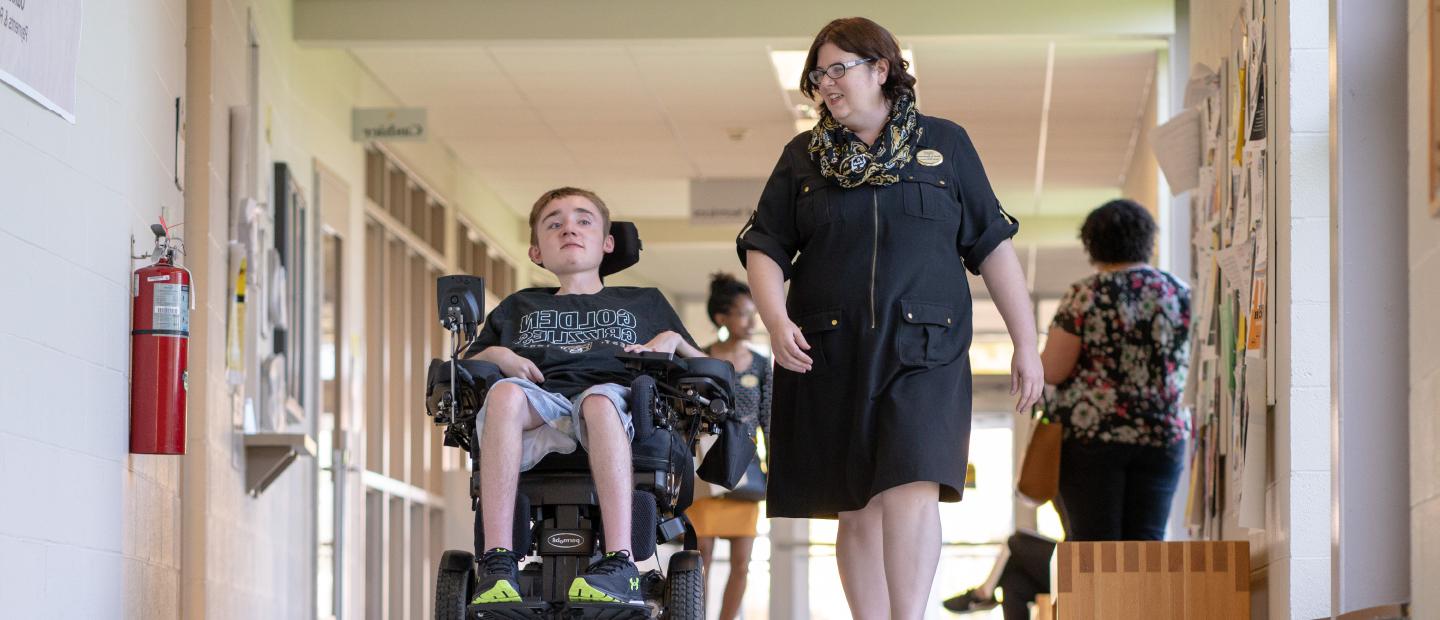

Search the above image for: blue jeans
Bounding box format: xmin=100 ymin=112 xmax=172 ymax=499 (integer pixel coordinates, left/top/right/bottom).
xmin=1055 ymin=440 xmax=1186 ymax=541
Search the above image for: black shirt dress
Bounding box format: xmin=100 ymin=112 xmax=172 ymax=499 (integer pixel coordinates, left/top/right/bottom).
xmin=736 ymin=114 xmax=1019 ymax=518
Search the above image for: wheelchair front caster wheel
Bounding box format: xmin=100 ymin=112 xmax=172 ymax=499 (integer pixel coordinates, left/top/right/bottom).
xmin=662 ymin=551 xmax=704 ymax=619
xmin=435 ymin=550 xmax=476 ymax=620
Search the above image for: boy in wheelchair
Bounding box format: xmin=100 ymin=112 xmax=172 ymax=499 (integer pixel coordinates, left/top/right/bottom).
xmin=452 ymin=187 xmax=716 ymax=614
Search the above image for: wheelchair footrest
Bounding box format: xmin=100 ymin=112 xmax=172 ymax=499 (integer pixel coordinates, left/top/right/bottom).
xmin=564 ymin=602 xmax=652 ymax=619
xmin=469 ymin=602 xmax=545 ymax=619
xmin=468 ymin=601 xmax=651 ymax=620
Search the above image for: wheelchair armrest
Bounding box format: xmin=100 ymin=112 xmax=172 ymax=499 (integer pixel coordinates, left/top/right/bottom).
xmin=677 ymin=358 xmax=735 ymax=408
xmin=617 ymin=351 xmax=689 ymax=375
xmin=456 ymin=359 xmax=505 ymax=387
xmin=425 ymin=358 xmax=504 ymax=425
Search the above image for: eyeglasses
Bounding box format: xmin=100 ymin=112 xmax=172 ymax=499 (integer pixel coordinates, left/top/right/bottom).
xmin=807 ymin=57 xmax=875 ymax=86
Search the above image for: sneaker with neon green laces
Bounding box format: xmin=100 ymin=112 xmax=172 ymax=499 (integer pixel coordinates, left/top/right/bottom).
xmin=568 ymin=550 xmax=643 ymax=604
xmin=471 ymin=548 xmax=522 ymax=605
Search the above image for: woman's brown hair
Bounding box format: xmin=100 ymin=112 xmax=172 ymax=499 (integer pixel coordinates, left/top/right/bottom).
xmin=800 ymin=17 xmax=916 ymax=104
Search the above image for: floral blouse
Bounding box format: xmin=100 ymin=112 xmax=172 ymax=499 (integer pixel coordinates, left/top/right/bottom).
xmin=1050 ymin=266 xmax=1192 ymax=446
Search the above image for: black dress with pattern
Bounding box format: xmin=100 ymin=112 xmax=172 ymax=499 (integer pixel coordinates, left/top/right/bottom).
xmin=737 ymin=115 xmax=1019 ymax=518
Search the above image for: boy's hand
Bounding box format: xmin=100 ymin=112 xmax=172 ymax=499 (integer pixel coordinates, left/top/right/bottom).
xmin=625 ymin=331 xmax=686 ymax=355
xmin=482 ymin=346 xmax=544 ymax=383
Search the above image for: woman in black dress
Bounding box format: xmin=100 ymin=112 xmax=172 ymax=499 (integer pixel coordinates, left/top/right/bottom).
xmin=737 ymin=17 xmax=1044 ymax=619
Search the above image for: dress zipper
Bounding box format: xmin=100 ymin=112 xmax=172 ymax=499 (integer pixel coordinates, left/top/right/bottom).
xmin=870 ymin=188 xmax=879 ymax=330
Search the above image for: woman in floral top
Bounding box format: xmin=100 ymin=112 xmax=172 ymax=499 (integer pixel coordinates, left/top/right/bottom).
xmin=1040 ymin=199 xmax=1191 ymax=541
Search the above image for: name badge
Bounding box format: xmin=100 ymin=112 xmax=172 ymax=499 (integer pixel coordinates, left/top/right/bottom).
xmin=916 ymin=149 xmax=944 ymax=167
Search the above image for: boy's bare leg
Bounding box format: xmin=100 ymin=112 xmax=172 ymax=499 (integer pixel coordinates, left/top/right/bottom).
xmin=480 ymin=382 xmax=547 ymax=550
xmin=580 ymin=395 xmax=633 ymax=554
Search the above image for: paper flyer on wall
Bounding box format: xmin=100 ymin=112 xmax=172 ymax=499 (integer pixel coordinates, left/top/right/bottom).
xmin=1216 ymin=239 xmax=1255 ymax=293
xmin=1238 ymin=362 xmax=1268 ymax=528
xmin=1233 ymin=164 xmax=1252 ymax=243
xmin=1153 ymin=108 xmax=1203 ymax=194
xmin=1184 ymin=63 xmax=1221 ymax=108
xmin=1246 ymin=261 xmax=1267 ymax=356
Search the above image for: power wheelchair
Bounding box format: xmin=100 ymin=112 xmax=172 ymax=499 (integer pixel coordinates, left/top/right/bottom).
xmin=423 ymin=222 xmax=751 ymax=620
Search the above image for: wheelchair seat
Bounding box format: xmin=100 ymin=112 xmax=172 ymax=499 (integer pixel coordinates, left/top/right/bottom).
xmin=525 ymin=449 xmax=593 ymax=473
xmin=525 ymin=429 xmax=679 ymax=475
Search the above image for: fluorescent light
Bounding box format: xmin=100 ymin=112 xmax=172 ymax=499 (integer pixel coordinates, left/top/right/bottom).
xmin=768 ymin=49 xmax=809 ymax=93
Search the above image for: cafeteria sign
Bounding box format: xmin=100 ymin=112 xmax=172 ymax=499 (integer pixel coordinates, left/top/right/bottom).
xmin=353 ymin=108 xmax=428 ymax=142
xmin=0 ymin=0 xmax=83 ymax=122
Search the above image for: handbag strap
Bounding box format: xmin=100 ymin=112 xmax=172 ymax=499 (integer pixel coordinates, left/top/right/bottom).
xmin=1030 ymin=388 xmax=1057 ymax=425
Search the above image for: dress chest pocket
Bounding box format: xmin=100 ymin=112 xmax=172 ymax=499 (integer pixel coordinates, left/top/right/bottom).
xmin=900 ymin=170 xmax=961 ymax=222
xmin=796 ymin=175 xmax=839 ymax=234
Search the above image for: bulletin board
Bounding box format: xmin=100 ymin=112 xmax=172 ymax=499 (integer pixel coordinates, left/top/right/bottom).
xmin=1170 ymin=0 xmax=1275 ymax=538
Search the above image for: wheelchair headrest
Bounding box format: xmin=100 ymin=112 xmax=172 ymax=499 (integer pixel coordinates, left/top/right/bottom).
xmin=600 ymin=221 xmax=641 ymax=278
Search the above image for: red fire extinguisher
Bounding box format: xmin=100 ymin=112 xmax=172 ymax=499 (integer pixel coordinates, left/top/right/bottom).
xmin=130 ymin=219 xmax=192 ymax=455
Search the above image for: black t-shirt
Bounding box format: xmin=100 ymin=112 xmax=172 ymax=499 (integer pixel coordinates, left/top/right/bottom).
xmin=466 ymin=286 xmax=697 ymax=398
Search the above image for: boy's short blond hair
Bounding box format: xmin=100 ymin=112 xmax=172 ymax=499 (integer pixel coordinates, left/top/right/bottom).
xmin=529 ymin=187 xmax=611 ymax=246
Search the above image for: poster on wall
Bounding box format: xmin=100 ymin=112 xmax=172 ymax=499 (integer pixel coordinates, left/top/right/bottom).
xmin=0 ymin=0 xmax=82 ymax=122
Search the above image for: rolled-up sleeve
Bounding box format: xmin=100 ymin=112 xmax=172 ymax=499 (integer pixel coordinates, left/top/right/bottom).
xmin=952 ymin=127 xmax=1020 ymax=274
xmin=737 ymin=149 xmax=800 ymax=280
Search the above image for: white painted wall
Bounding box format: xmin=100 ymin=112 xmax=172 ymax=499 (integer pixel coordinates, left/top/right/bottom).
xmin=1406 ymin=2 xmax=1440 ymax=617
xmin=0 ymin=1 xmax=187 ymax=619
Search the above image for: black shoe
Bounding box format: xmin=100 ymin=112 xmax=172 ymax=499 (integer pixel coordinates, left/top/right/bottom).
xmin=568 ymin=550 xmax=643 ymax=604
xmin=471 ymin=548 xmax=522 ymax=604
xmin=943 ymin=588 xmax=999 ymax=614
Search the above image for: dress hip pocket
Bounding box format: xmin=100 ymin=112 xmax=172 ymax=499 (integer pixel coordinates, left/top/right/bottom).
xmin=792 ymin=309 xmax=841 ymax=376
xmin=895 ymin=299 xmax=960 ymax=367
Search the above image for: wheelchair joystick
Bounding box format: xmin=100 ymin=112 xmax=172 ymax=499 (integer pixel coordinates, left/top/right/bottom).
xmin=707 ymin=397 xmax=728 ymax=418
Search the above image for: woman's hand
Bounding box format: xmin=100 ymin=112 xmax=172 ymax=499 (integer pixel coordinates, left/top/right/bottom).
xmin=1011 ymin=348 xmax=1044 ymax=413
xmin=768 ymin=317 xmax=813 ymax=373
xmin=744 ymin=250 xmax=812 ymax=373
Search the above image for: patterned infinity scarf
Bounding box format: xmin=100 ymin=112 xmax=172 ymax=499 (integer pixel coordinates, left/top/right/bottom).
xmin=807 ymin=91 xmax=922 ymax=188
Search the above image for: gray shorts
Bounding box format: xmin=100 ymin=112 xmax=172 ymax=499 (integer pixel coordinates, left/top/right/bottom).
xmin=475 ymin=378 xmax=633 ymax=471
